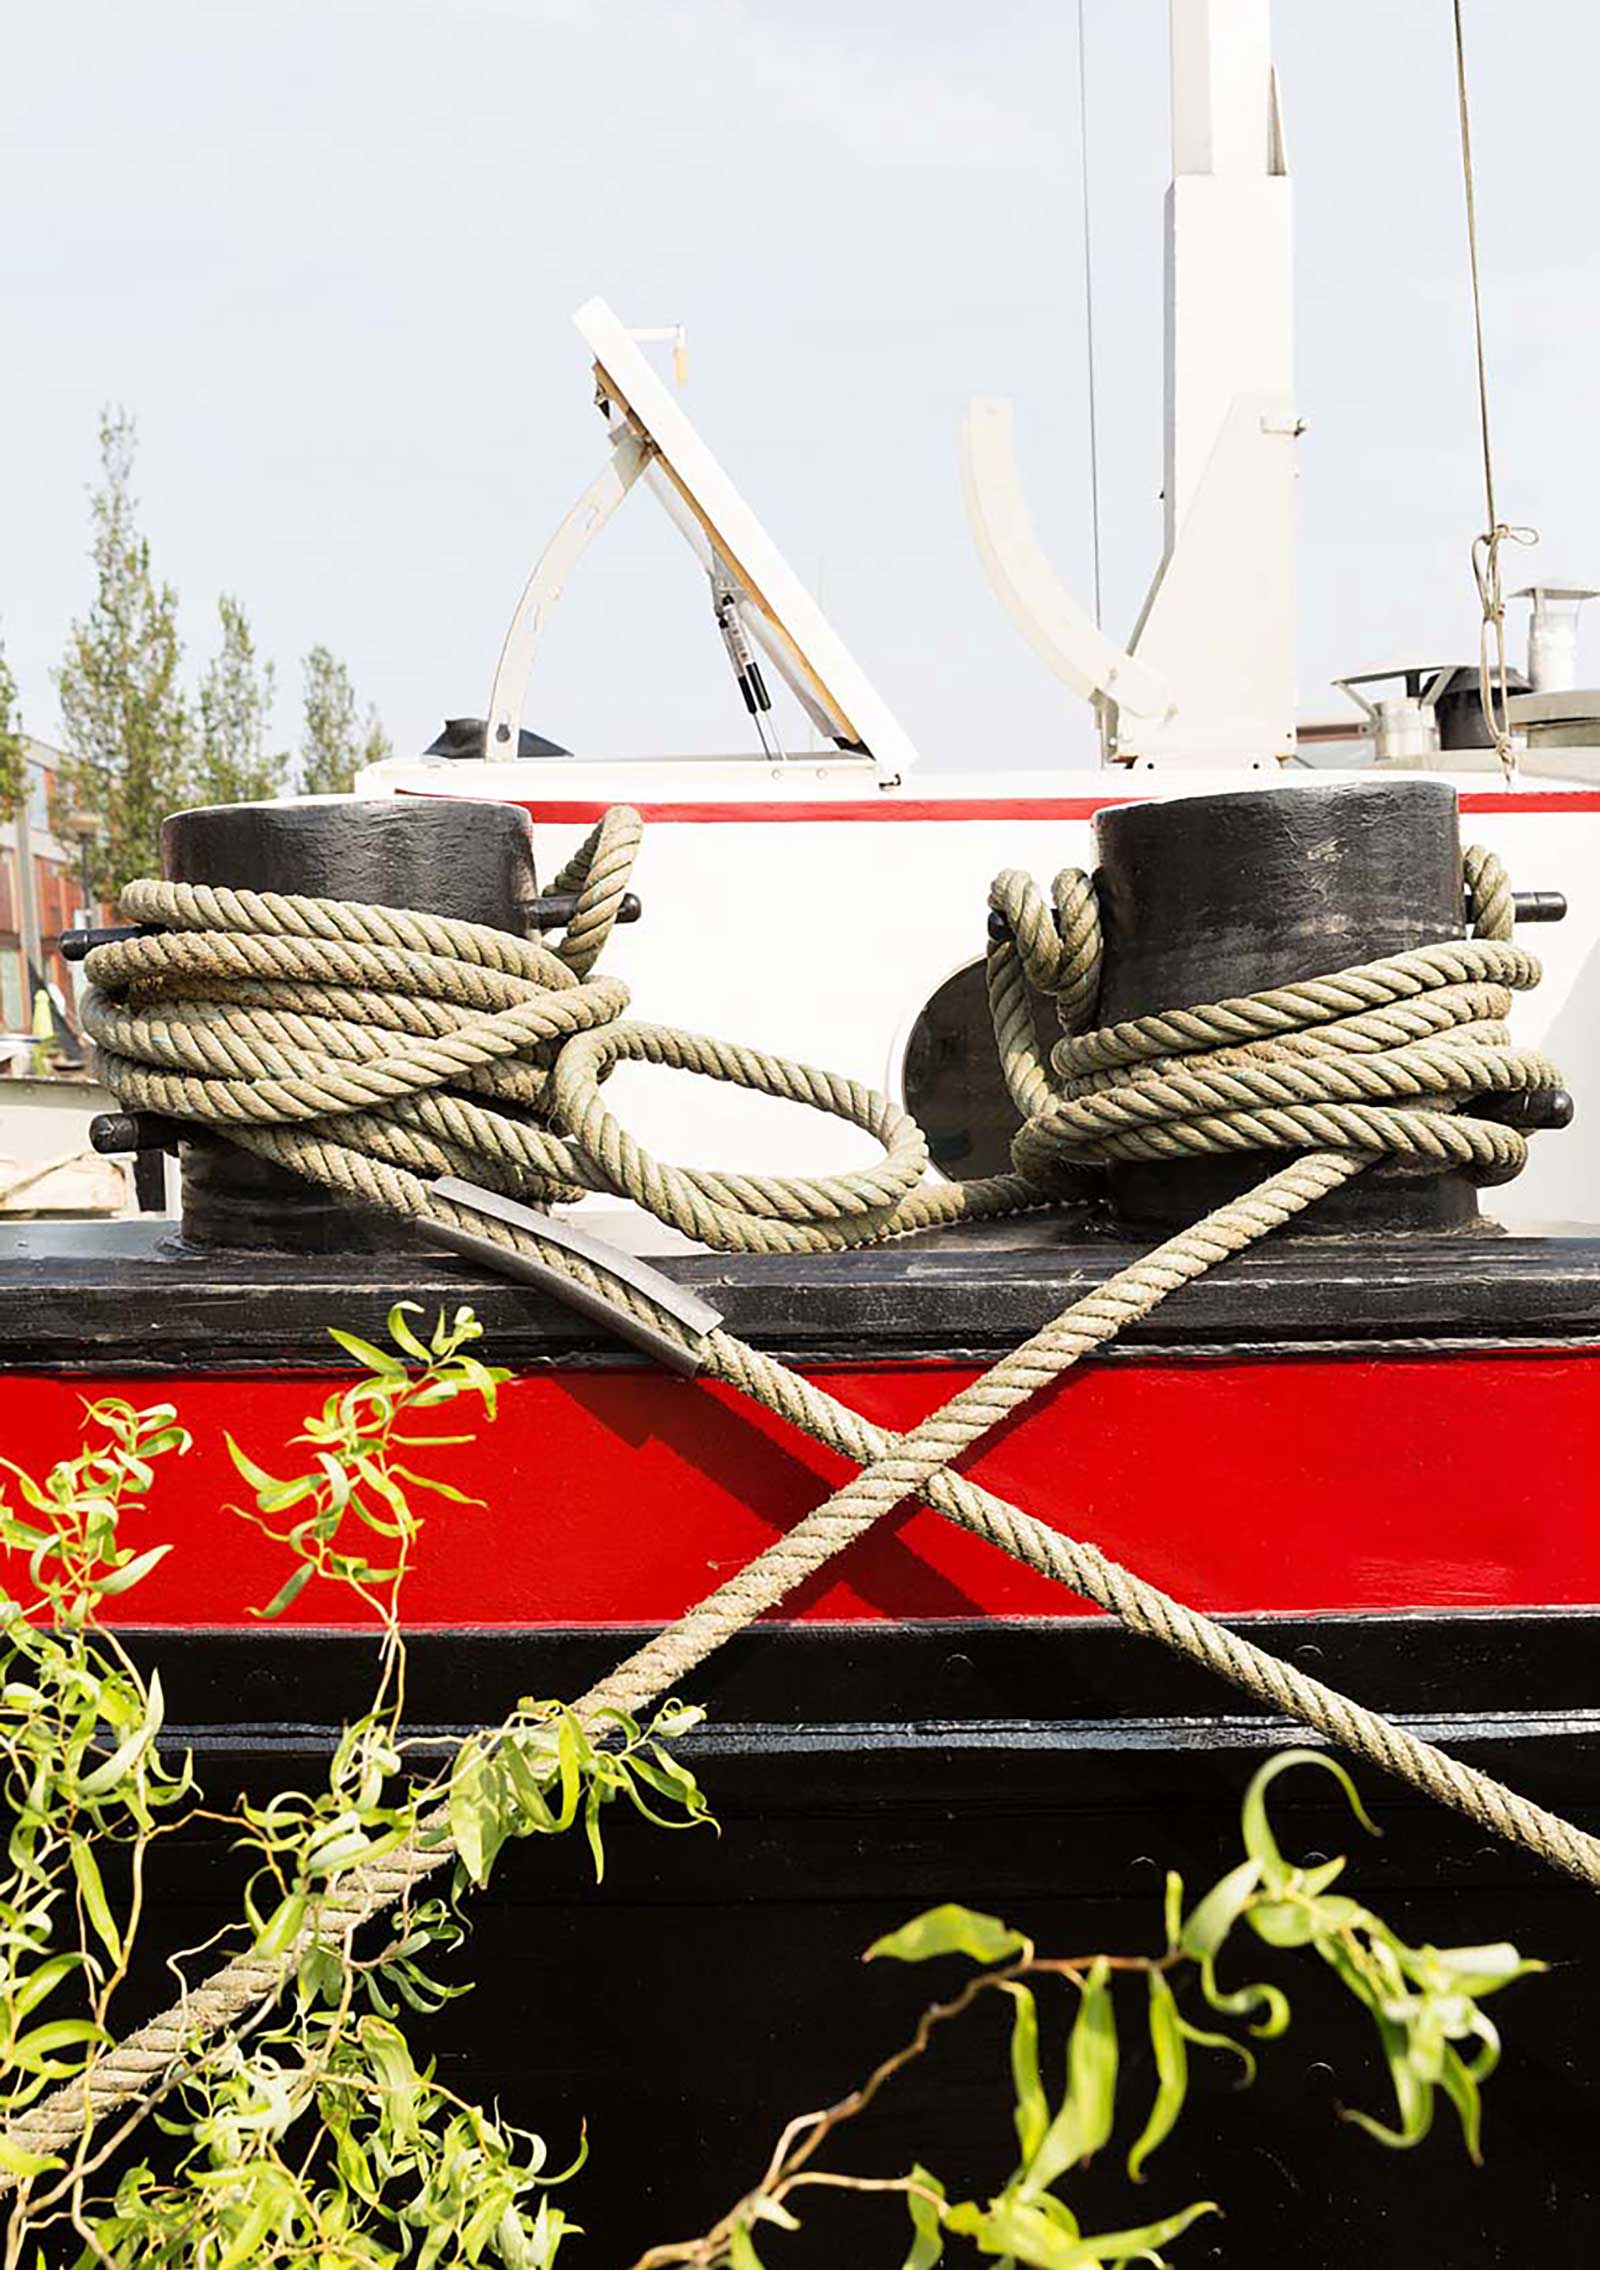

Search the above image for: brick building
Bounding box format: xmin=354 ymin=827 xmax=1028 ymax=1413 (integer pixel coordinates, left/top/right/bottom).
xmin=1 ymin=738 xmax=88 ymax=1035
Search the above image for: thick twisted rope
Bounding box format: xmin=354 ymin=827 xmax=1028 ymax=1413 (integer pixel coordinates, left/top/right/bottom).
xmin=5 ymin=819 xmax=1585 ymax=2178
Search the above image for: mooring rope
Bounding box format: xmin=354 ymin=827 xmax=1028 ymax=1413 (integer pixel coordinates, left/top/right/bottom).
xmin=4 ymin=811 xmax=1585 ymax=2177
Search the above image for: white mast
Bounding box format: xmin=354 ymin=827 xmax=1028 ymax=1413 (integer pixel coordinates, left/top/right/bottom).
xmin=1130 ymin=0 xmax=1298 ymax=765
xmin=962 ymin=0 xmax=1301 ymax=770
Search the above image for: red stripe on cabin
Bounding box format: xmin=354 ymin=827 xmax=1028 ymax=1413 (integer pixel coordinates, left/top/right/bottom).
xmin=403 ymin=792 xmax=1139 ymax=824
xmin=3 ymin=1349 xmax=1595 ymax=1629
xmin=1457 ymin=791 xmax=1600 ymax=812
xmin=397 ymin=789 xmax=1600 ymax=825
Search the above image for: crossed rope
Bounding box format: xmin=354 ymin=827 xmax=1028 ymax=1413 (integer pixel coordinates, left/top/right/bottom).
xmin=2 ymin=808 xmax=1588 ymax=2179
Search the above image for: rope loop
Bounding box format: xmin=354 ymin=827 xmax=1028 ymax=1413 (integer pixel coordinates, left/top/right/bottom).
xmin=548 ymin=1018 xmax=935 ymax=1253
xmin=546 ymin=802 xmax=645 ymax=978
xmin=1471 ymin=523 xmax=1537 ymax=781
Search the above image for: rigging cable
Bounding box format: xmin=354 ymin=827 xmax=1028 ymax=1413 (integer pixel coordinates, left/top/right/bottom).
xmin=1450 ymin=0 xmax=1533 ymax=779
xmin=1077 ymin=0 xmax=1104 ymax=627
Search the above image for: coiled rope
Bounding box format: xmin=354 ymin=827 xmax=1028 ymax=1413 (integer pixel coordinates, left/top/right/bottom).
xmin=84 ymin=807 xmax=1039 ymax=1253
xmin=5 ymin=809 xmax=1587 ymax=2178
xmin=986 ymin=842 xmax=1553 ymax=1188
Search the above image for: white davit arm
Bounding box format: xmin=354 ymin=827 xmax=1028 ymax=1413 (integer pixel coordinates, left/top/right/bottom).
xmin=960 ymin=397 xmax=1171 ymax=723
xmin=486 ymin=428 xmax=652 ymax=759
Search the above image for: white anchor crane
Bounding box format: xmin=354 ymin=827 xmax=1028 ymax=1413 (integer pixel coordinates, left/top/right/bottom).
xmin=963 ymin=0 xmax=1300 ymax=772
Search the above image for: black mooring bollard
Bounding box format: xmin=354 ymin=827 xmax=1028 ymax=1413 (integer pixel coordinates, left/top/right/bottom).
xmin=160 ymin=797 xmax=540 ymax=1253
xmin=1092 ymin=779 xmax=1477 ymax=1235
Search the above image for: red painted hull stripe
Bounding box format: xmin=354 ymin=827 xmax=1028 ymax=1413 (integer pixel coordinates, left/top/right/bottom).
xmin=399 ymin=789 xmax=1600 ymax=825
xmin=4 ymin=1351 xmax=1596 ymax=1630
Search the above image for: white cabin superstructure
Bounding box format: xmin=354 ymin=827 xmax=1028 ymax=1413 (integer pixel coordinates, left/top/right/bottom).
xmin=361 ymin=0 xmax=1600 ymax=1229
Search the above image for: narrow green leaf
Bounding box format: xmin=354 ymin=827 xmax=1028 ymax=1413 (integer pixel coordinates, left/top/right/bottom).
xmin=1460 ymin=2009 xmax=1502 ymax=2086
xmin=70 ymin=1836 xmax=123 ymax=1965
xmin=450 ymin=1750 xmax=490 ymax=1888
xmin=0 ymin=2135 xmax=65 ymax=2178
xmin=1240 ymin=1749 xmax=1380 ymax=1888
xmin=1244 ymin=1900 xmax=1319 ymax=1949
xmin=584 ymin=1779 xmax=606 ymax=1882
xmin=729 ymin=2222 xmax=764 ymax=2270
xmin=94 ymin=1543 xmax=172 ymax=1596
xmin=1162 ymin=1871 xmax=1185 ymax=1954
xmin=10 ymin=1951 xmax=82 ymax=2024
xmin=866 ymin=1904 xmax=1029 ymax=1968
xmin=1437 ymin=2042 xmax=1483 ymax=2163
xmin=386 ymin=1303 xmax=432 ymax=1362
xmin=257 ymin=1474 xmax=319 ymax=1515
xmin=216 ymin=2195 xmax=277 ymax=2270
xmin=1197 ymin=1955 xmax=1290 ymax=2039
xmin=616 ymin=1762 xmax=703 ymax=1833
xmin=1179 ymin=1858 xmax=1263 ymax=1960
xmin=389 ymin=1466 xmax=477 ymax=1504
xmin=1410 ymin=1941 xmax=1545 ymax=2000
xmin=947 ymin=2193 xmax=1217 ymax=2268
xmin=137 ymin=1424 xmax=190 ymax=1459
xmin=1023 ymin=1961 xmax=1117 ymax=2193
xmin=1339 ymin=2009 xmax=1435 ymax=2151
xmin=0 ymin=1517 xmax=55 ymax=1553
xmin=902 ymin=2165 xmax=947 ymax=2270
xmin=327 ymin=1328 xmax=407 ymax=1376
xmin=297 ymin=1940 xmax=344 ymax=2010
xmin=1127 ymin=1972 xmax=1188 ymax=2182
xmin=360 ymin=2016 xmax=424 ymax=2144
xmin=502 ymin=1737 xmax=556 ymax=1831
xmin=254 ymin=1892 xmax=308 ymax=1958
xmin=9 ymin=2016 xmax=109 ymax=2075
xmin=252 ymin=1563 xmax=313 ymax=1621
xmin=225 ymin=1436 xmax=283 ymax=1493
xmin=629 ymin=1747 xmax=713 ymax=1827
xmin=314 ymin=1451 xmax=354 ymax=1511
xmin=78 ymin=1670 xmax=163 ymax=1797
xmin=1003 ymin=1984 xmax=1049 ymax=2167
xmin=1176 ymin=2015 xmax=1257 ymax=2088
xmin=651 ymin=1699 xmax=706 ymax=1742
xmin=553 ymin=1711 xmax=583 ymax=1832
xmin=1066 ymin=1961 xmax=1118 ymax=2158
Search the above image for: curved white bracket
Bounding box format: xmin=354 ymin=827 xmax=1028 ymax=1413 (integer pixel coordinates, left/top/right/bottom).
xmin=960 ymin=397 xmax=1171 ymax=722
xmin=485 ymin=428 xmax=652 ymax=758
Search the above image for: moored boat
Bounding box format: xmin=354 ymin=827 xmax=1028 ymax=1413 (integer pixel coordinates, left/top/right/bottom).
xmin=4 ymin=3 xmax=1600 ymax=2260
xmin=3 ymin=764 xmax=1598 ymax=2263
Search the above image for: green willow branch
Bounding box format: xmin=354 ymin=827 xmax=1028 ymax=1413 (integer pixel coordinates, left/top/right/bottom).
xmin=632 ymin=1757 xmax=1545 ymax=2270
xmin=0 ymin=1306 xmax=714 ymax=2270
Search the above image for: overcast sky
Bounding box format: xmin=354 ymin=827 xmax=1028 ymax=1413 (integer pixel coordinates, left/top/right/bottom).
xmin=4 ymin=0 xmax=1597 ymax=774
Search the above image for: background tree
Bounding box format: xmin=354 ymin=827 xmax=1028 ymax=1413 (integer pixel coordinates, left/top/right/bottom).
xmin=196 ymin=594 xmax=286 ymax=806
xmin=0 ymin=637 xmax=25 ymax=822
xmin=55 ymin=409 xmax=191 ymax=899
xmin=361 ymin=707 xmax=393 ymax=773
xmin=299 ymin=645 xmax=389 ymax=795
